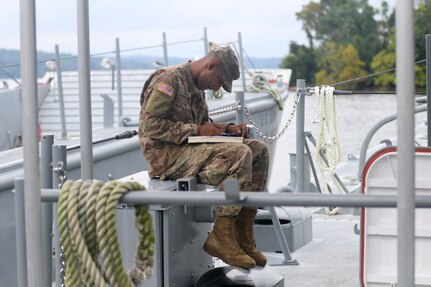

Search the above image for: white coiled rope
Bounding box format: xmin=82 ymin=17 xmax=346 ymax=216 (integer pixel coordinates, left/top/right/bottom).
xmin=315 ymin=86 xmax=344 ymax=215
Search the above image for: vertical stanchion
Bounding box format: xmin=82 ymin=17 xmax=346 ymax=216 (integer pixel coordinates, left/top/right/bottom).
xmin=19 ymin=0 xmax=43 ymax=285
xmin=55 ymin=45 xmax=67 ymax=139
xmin=203 ymin=27 xmax=209 ymax=55
xmin=237 ymin=32 xmax=247 ymax=93
xmin=163 ymin=32 xmax=169 ymax=66
xmin=204 ymin=27 xmax=211 ymax=100
xmin=115 ymin=37 xmax=123 ymax=119
xmin=14 ymin=178 xmax=27 ymax=287
xmin=296 ymin=79 xmax=306 ymax=193
xmin=267 ymin=206 xmax=297 ymax=265
xmin=52 ymin=145 xmax=67 ymax=287
xmin=41 ymin=135 xmax=54 ymax=287
xmin=235 ymin=91 xmax=245 ymax=124
xmin=77 ymin=0 xmax=93 ymax=180
xmin=396 ymin=0 xmax=415 ymax=286
xmin=426 ymin=34 xmax=430 ymax=147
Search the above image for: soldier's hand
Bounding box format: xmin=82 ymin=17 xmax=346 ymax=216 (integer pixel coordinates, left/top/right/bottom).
xmin=197 ymin=123 xmax=222 ymax=136
xmin=226 ymin=123 xmax=248 ymax=138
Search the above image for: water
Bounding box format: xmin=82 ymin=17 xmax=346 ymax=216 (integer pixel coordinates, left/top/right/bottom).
xmin=268 ymin=93 xmax=427 ymax=191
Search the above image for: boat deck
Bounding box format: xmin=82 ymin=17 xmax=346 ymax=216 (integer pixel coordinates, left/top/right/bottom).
xmin=212 ymin=210 xmax=361 ymax=287
xmin=271 ymin=212 xmax=360 ymax=287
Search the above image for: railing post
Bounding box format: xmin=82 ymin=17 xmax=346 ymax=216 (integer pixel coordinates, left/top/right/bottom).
xmin=235 ymin=91 xmax=245 ymax=124
xmin=55 ymin=45 xmax=67 ymax=139
xmin=41 ymin=135 xmax=54 ymax=287
xmin=163 ymin=32 xmax=169 ymax=66
xmin=52 ymin=145 xmax=67 ymax=287
xmin=101 ymin=94 xmax=114 ymax=127
xmin=203 ymin=27 xmax=209 ymax=55
xmin=396 ymin=1 xmax=415 ymax=285
xmin=296 ymin=79 xmax=306 ymax=193
xmin=115 ymin=37 xmax=123 ymax=119
xmin=237 ymin=32 xmax=247 ymax=93
xmin=426 ymin=34 xmax=430 ymax=147
xmin=14 ymin=178 xmax=27 ymax=287
xmin=20 ymin=0 xmax=44 ymax=285
xmin=77 ymin=0 xmax=93 ymax=180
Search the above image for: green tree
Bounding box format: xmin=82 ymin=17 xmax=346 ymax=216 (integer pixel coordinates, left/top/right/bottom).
xmin=315 ymin=42 xmax=366 ymax=90
xmin=312 ymin=0 xmax=381 ymax=70
xmin=371 ymin=0 xmax=430 ymax=88
xmin=414 ymin=0 xmax=431 ymax=87
xmin=281 ymin=42 xmax=317 ymax=85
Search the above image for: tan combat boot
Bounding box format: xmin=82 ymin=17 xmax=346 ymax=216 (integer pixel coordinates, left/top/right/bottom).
xmin=234 ymin=208 xmax=267 ymax=266
xmin=203 ymin=215 xmax=256 ymax=268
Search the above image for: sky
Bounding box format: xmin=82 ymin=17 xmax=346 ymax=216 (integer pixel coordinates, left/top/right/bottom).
xmin=1 ymin=0 xmax=394 ymax=59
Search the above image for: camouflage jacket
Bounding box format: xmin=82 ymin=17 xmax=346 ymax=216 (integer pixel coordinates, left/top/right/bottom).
xmin=139 ymin=63 xmax=231 ymax=177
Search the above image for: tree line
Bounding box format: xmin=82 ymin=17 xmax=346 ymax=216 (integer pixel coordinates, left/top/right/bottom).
xmin=281 ymin=0 xmax=431 ymax=90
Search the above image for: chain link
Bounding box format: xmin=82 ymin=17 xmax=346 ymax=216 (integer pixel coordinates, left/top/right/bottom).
xmin=52 ymin=161 xmax=67 ymax=188
xmin=52 ymin=161 xmax=67 ymax=286
xmin=207 ymin=93 xmax=300 ymax=142
xmin=244 ymin=93 xmax=300 ymax=142
xmin=208 ymin=104 xmax=239 ymax=116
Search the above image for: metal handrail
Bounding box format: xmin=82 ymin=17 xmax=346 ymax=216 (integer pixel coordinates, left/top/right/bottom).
xmin=357 ymin=104 xmax=427 ymax=180
xmin=40 ymin=188 xmax=431 ymax=208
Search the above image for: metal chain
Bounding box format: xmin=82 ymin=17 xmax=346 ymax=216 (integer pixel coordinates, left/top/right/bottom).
xmin=207 ymin=93 xmax=300 ymax=142
xmin=208 ymin=104 xmax=239 ymax=116
xmin=52 ymin=161 xmax=67 ymax=287
xmin=245 ymin=92 xmax=300 ymax=142
xmin=52 ymin=161 xmax=67 ymax=189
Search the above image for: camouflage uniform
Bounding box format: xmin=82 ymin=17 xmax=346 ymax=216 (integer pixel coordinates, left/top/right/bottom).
xmin=139 ymin=63 xmax=269 ymax=216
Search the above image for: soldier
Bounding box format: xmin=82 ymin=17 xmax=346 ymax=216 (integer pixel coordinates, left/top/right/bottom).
xmin=138 ymin=45 xmax=268 ymax=268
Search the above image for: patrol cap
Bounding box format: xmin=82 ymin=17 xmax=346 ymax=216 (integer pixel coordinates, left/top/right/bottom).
xmin=213 ymin=46 xmax=240 ymax=93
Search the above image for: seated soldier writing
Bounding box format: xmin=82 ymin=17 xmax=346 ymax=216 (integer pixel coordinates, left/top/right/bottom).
xmin=138 ymin=45 xmax=269 ymax=268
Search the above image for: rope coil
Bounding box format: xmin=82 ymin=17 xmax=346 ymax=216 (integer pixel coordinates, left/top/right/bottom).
xmin=314 ymin=86 xmax=344 ymax=215
xmin=58 ymin=180 xmax=154 ymax=286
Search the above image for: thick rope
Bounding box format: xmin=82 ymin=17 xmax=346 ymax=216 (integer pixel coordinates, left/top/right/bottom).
xmin=58 ymin=180 xmax=154 ymax=286
xmin=315 ymin=86 xmax=344 ymax=215
xmin=248 ymin=74 xmax=284 ymax=110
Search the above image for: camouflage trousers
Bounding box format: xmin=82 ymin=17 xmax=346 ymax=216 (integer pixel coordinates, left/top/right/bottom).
xmin=160 ymin=138 xmax=269 ymax=216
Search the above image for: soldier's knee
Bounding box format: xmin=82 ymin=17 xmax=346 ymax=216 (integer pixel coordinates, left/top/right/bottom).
xmin=255 ymin=141 xmax=269 ymax=160
xmin=239 ymin=145 xmax=253 ymax=163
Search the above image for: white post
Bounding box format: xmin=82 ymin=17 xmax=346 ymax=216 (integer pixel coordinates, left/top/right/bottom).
xmin=77 ymin=0 xmax=94 ymax=179
xmin=396 ymin=0 xmax=415 ymax=285
xmin=19 ymin=0 xmax=43 ymax=285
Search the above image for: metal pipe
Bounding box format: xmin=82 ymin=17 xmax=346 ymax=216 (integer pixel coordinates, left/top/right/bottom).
xmin=235 ymin=91 xmax=245 ymax=124
xmin=41 ymin=135 xmax=54 ymax=287
xmin=427 ymin=34 xmax=430 ymax=147
xmin=203 ymin=28 xmax=210 ymax=100
xmin=357 ymin=105 xmax=427 ymax=180
xmin=55 ymin=45 xmax=67 ymax=139
xmin=296 ymin=80 xmax=306 ymax=192
xmin=77 ymin=0 xmax=94 ymax=180
xmin=19 ymin=0 xmax=43 ymax=285
xmin=115 ymin=38 xmax=123 ymax=119
xmin=267 ymin=206 xmax=294 ymax=262
xmin=396 ymin=0 xmax=415 ymax=285
xmin=203 ymin=27 xmax=208 ymax=55
xmin=163 ymin=32 xmax=168 ymax=66
xmin=41 ymin=189 xmax=431 ymax=208
xmin=14 ymin=178 xmax=27 ymax=287
xmin=237 ymin=32 xmax=247 ymax=92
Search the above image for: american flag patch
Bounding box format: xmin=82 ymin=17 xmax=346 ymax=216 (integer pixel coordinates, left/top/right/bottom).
xmin=156 ymin=82 xmax=174 ymax=96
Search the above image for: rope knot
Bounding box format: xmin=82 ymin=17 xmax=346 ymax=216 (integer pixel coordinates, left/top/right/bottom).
xmin=58 ymin=180 xmax=154 ymax=286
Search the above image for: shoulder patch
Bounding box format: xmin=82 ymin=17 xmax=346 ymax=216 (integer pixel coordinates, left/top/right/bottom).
xmin=156 ymin=82 xmax=174 ymax=96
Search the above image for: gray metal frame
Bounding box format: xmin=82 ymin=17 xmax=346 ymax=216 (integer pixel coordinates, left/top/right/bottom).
xmin=396 ymin=2 xmax=416 ymax=285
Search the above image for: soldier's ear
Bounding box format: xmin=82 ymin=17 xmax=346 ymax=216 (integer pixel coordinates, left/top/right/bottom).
xmin=207 ymin=59 xmax=218 ymax=71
